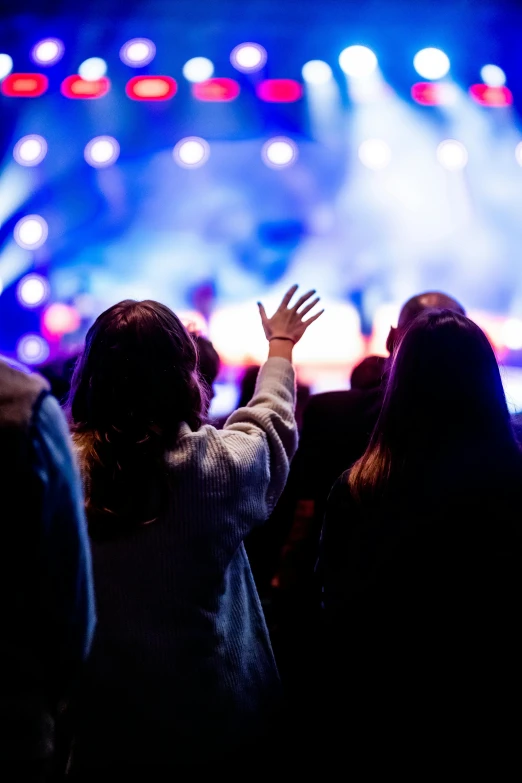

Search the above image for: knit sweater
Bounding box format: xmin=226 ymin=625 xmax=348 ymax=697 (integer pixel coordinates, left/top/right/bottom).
xmin=71 ymin=357 xmax=297 ymax=770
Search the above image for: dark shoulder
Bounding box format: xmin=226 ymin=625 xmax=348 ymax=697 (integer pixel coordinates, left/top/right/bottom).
xmin=0 ymin=358 xmax=49 ymax=430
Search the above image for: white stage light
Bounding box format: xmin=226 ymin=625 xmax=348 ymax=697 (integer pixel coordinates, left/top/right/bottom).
xmin=173 ymin=137 xmax=210 ymax=168
xmin=502 ymin=318 xmax=522 ymax=351
xmin=183 ymin=57 xmax=214 ymax=83
xmin=358 ymin=139 xmax=391 ymax=170
xmin=0 ymin=53 xmax=13 ymax=80
xmin=31 ymin=38 xmax=64 ymax=66
xmin=230 ymin=43 xmax=267 ymax=73
xmin=302 ymin=60 xmax=333 ymax=85
xmin=262 ymin=137 xmax=298 ymax=168
xmin=339 ymin=46 xmax=377 ymax=78
xmin=17 ymin=274 xmax=50 ymax=308
xmin=437 ymin=139 xmax=468 ymax=171
xmin=14 ymin=215 xmax=48 ymax=249
xmin=413 ymin=48 xmax=450 ymax=80
xmin=119 ymin=38 xmax=156 ymax=67
xmin=516 ymin=142 xmax=522 ymax=167
xmin=84 ymin=136 xmax=120 ymax=168
xmin=17 ymin=334 xmax=49 ymax=365
xmin=480 ymin=64 xmax=506 ymax=87
xmin=78 ymin=57 xmax=107 ymax=81
xmin=13 ymin=135 xmax=47 ymax=166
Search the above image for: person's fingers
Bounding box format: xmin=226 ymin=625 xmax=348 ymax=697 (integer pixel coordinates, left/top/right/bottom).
xmin=292 ymin=289 xmax=316 ymax=312
xmin=281 ymin=284 xmax=299 ymax=307
xmin=302 ymin=309 xmax=325 ymax=325
xmin=257 ymin=301 xmax=268 ymax=323
xmin=298 ymin=297 xmax=320 ymax=318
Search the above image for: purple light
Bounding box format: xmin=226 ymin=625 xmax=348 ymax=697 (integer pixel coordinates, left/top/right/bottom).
xmin=31 ymin=38 xmax=64 ymax=66
xmin=16 ymin=274 xmax=50 ymax=308
xmin=17 ymin=334 xmax=49 ymax=365
xmin=120 ymin=38 xmax=156 ymax=67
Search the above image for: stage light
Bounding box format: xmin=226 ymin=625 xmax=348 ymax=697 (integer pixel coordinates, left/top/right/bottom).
xmin=17 ymin=334 xmax=49 ymax=365
xmin=31 ymin=38 xmax=64 ymax=66
xmin=502 ymin=318 xmax=522 ymax=351
xmin=173 ymin=137 xmax=210 ymax=168
xmin=358 ymin=139 xmax=391 ymax=170
xmin=302 ymin=60 xmax=333 ymax=85
xmin=257 ymin=79 xmax=303 ymax=102
xmin=13 ymin=135 xmax=47 ymax=166
xmin=78 ymin=57 xmax=107 ymax=81
xmin=230 ymin=43 xmax=267 ymax=73
xmin=411 ymin=82 xmax=457 ymax=106
xmin=84 ymin=136 xmax=120 ymax=168
xmin=436 ymin=140 xmax=468 ymax=171
xmin=0 ymin=53 xmax=14 ymax=79
xmin=339 ymin=46 xmax=377 ymax=78
xmin=42 ymin=303 xmax=81 ymax=336
xmin=413 ymin=48 xmax=450 ymax=80
xmin=120 ymin=38 xmax=156 ymax=67
xmin=183 ymin=57 xmax=214 ymax=83
xmin=469 ymin=84 xmax=512 ymax=107
xmin=14 ymin=215 xmax=48 ymax=249
xmin=125 ymin=75 xmax=177 ymax=100
xmin=61 ymin=75 xmax=110 ymax=99
xmin=262 ymin=137 xmax=298 ymax=169
xmin=480 ymin=64 xmax=506 ymax=87
xmin=17 ymin=274 xmax=50 ymax=308
xmin=1 ymin=73 xmax=48 ymax=97
xmin=192 ymin=78 xmax=240 ymax=101
xmin=516 ymin=142 xmax=522 ymax=167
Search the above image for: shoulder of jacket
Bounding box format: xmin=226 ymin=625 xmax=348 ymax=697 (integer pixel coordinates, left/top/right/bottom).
xmin=0 ymin=358 xmax=50 ymax=430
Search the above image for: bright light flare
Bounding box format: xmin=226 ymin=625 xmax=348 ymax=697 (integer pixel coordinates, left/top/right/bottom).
xmin=262 ymin=137 xmax=298 ymax=169
xmin=0 ymin=53 xmax=13 ymax=80
xmin=480 ymin=64 xmax=506 ymax=87
xmin=13 ymin=135 xmax=47 ymax=166
xmin=413 ymin=48 xmax=450 ymax=80
xmin=17 ymin=274 xmax=50 ymax=308
xmin=230 ymin=43 xmax=267 ymax=72
xmin=502 ymin=318 xmax=522 ymax=351
xmin=78 ymin=57 xmax=107 ymax=81
xmin=84 ymin=136 xmax=120 ymax=168
xmin=183 ymin=57 xmax=214 ymax=83
xmin=31 ymin=38 xmax=64 ymax=66
xmin=302 ymin=60 xmax=333 ymax=85
xmin=173 ymin=137 xmax=210 ymax=168
xmin=120 ymin=38 xmax=156 ymax=67
xmin=436 ymin=139 xmax=468 ymax=171
xmin=17 ymin=334 xmax=49 ymax=365
xmin=42 ymin=303 xmax=81 ymax=336
xmin=358 ymin=139 xmax=391 ymax=170
xmin=339 ymin=46 xmax=377 ymax=78
xmin=14 ymin=215 xmax=48 ymax=249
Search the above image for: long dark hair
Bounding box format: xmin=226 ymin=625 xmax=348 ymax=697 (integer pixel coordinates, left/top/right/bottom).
xmin=349 ymin=309 xmax=521 ymax=503
xmin=67 ymin=299 xmax=208 ymax=538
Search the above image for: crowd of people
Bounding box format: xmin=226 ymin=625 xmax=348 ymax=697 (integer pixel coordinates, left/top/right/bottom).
xmin=2 ymin=283 xmax=522 ymax=779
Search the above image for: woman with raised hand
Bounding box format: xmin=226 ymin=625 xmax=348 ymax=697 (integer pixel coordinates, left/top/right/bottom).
xmin=317 ymin=309 xmax=522 ymax=773
xmin=65 ymin=285 xmax=322 ymax=777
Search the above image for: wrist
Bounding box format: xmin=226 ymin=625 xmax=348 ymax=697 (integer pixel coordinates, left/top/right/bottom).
xmin=268 ymin=336 xmax=296 ymax=345
xmin=268 ymin=339 xmax=293 ymax=361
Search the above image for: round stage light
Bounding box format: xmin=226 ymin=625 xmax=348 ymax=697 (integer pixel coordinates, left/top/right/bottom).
xmin=183 ymin=57 xmax=214 ymax=83
xmin=480 ymin=64 xmax=506 ymax=87
xmin=119 ymin=38 xmax=156 ymax=67
xmin=31 ymin=38 xmax=64 ymax=66
xmin=262 ymin=137 xmax=298 ymax=169
xmin=230 ymin=43 xmax=267 ymax=73
xmin=436 ymin=139 xmax=468 ymax=171
xmin=413 ymin=48 xmax=450 ymax=80
xmin=17 ymin=334 xmax=49 ymax=365
xmin=84 ymin=136 xmax=120 ymax=168
xmin=339 ymin=46 xmax=377 ymax=78
xmin=0 ymin=53 xmax=13 ymax=80
xmin=516 ymin=142 xmax=522 ymax=167
xmin=302 ymin=60 xmax=333 ymax=85
xmin=502 ymin=318 xmax=522 ymax=351
xmin=78 ymin=57 xmax=107 ymax=81
xmin=43 ymin=303 xmax=81 ymax=336
xmin=14 ymin=215 xmax=48 ymax=250
xmin=173 ymin=137 xmax=210 ymax=168
xmin=358 ymin=138 xmax=391 ymax=170
xmin=13 ymin=135 xmax=47 ymax=166
xmin=17 ymin=274 xmax=50 ymax=308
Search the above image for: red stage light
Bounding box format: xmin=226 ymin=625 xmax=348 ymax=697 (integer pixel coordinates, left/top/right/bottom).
xmin=125 ymin=76 xmax=177 ymax=100
xmin=192 ymin=77 xmax=240 ymax=102
xmin=411 ymin=81 xmax=456 ymax=106
xmin=256 ymin=79 xmax=303 ymax=103
xmin=1 ymin=73 xmax=48 ymax=97
xmin=61 ymin=75 xmax=111 ymax=99
xmin=42 ymin=303 xmax=81 ymax=338
xmin=469 ymin=84 xmax=513 ymax=107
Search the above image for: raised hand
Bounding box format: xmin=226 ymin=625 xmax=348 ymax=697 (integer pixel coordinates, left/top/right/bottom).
xmin=257 ymin=284 xmax=324 ymax=346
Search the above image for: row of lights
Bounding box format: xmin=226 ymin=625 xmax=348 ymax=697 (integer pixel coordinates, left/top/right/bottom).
xmin=12 ymin=131 xmax=522 ymax=172
xmin=0 ymin=41 xmax=508 ymax=87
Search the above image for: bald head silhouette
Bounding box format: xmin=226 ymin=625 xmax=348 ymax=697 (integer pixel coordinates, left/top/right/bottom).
xmin=386 ymin=291 xmax=466 ymax=354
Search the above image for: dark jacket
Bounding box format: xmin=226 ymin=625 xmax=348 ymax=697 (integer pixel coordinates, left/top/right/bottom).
xmin=0 ymin=358 xmax=95 ymax=766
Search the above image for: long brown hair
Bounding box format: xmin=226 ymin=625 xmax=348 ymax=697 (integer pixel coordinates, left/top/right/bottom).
xmin=349 ymin=309 xmax=520 ymax=503
xmin=67 ymin=299 xmax=208 ymax=538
